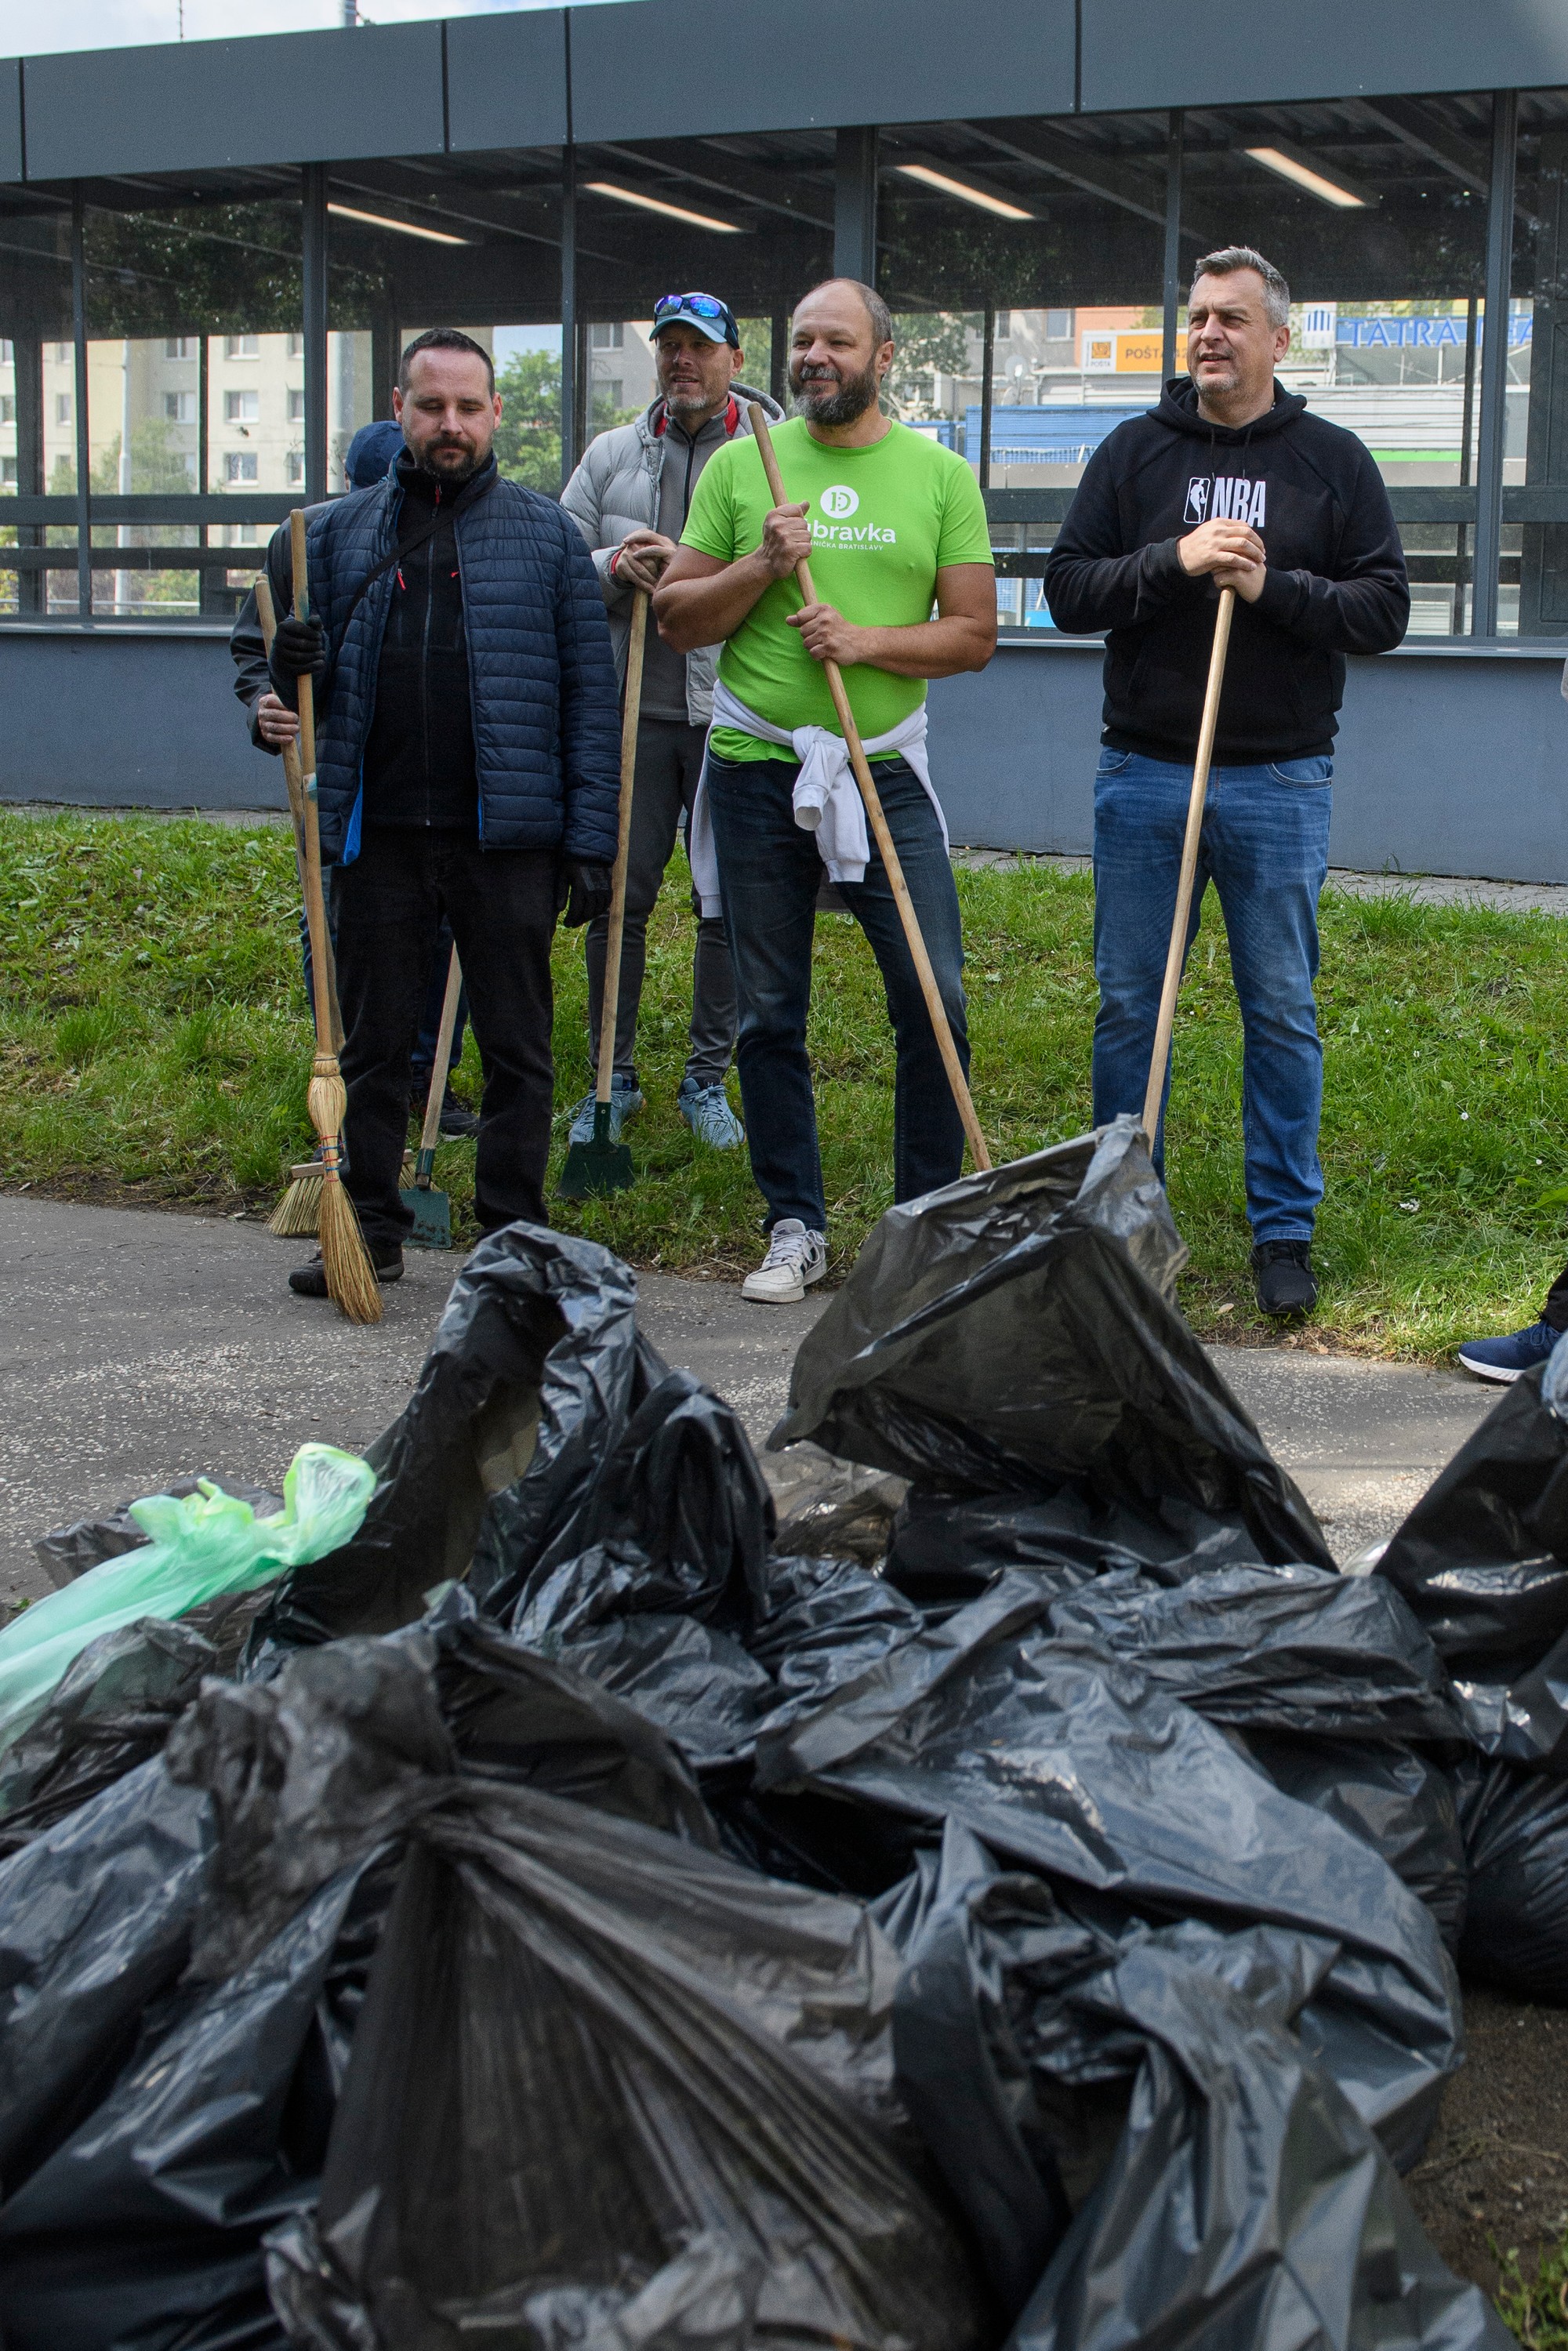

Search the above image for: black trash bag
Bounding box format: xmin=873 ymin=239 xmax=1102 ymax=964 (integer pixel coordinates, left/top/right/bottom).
xmin=478 ymin=1366 xmax=775 ymax=1635
xmin=262 ymin=1779 xmax=983 ymax=2351
xmin=35 ymin=1477 xmax=283 ymax=1589
xmin=753 ymin=1573 xmax=1462 ymax=2170
xmin=873 ymin=1820 xmax=1505 ymax=2351
xmin=1042 ymin=1562 xmax=1465 ymax=1747
xmin=1243 ymin=1732 xmax=1468 ymax=1955
xmin=1451 ymin=1754 xmax=1568 ymax=2002
xmin=767 ymin=1442 xmax=909 ymax=1565
xmin=0 ymin=1617 xmax=216 ymax=1856
xmin=0 ymin=1849 xmax=397 ymax=2351
xmin=887 ymin=1483 xmax=1269 ymax=1613
xmin=1377 ymin=1344 xmax=1568 ymax=1767
xmin=1034 ymin=1566 xmax=1469 ymax=1949
xmin=426 ymin=1591 xmax=720 ymax=1840
xmin=774 ymin=1120 xmax=1333 ymax=1573
xmin=247 ymin=1226 xmax=626 ymax=1656
xmin=0 ymin=1756 xmax=213 ymax=2193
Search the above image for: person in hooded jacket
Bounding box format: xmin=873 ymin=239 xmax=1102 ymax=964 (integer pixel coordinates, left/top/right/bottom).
xmin=1045 ymin=245 xmax=1409 ymax=1320
xmin=562 ymin=295 xmax=784 ymax=1152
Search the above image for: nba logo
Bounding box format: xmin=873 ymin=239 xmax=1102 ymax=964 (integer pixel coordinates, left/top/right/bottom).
xmin=1185 ymin=477 xmax=1210 ymax=524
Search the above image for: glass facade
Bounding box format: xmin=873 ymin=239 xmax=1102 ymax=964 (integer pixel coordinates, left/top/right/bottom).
xmin=0 ymin=87 xmax=1555 ymax=637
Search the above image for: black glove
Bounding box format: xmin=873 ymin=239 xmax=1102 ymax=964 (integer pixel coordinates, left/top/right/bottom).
xmin=267 ymin=612 xmax=326 ymax=701
xmin=558 ymin=858 xmax=614 ymax=927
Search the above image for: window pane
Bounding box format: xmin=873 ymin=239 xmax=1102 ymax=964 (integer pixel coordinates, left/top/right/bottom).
xmin=1181 ymin=96 xmax=1489 ymax=636
xmin=81 ymin=193 xmax=301 ymax=620
xmin=878 ymin=114 xmax=1164 ymax=633
xmin=1508 ymin=96 xmax=1568 ymax=636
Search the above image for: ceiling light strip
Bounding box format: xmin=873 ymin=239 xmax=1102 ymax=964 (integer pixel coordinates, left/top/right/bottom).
xmin=583 ymin=182 xmax=742 ymax=234
xmin=895 ymin=163 xmax=1033 ymax=221
xmin=327 ymin=201 xmax=470 ymax=245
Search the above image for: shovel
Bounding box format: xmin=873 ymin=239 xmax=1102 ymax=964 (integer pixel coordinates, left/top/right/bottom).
xmin=401 ymin=944 xmax=464 ymax=1250
xmin=558 ymin=587 xmax=649 ymax=1200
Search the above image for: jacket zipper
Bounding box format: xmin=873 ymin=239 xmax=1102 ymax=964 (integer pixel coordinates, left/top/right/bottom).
xmin=420 ymin=484 xmax=440 ymax=829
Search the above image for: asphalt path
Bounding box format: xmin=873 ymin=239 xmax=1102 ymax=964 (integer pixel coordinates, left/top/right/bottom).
xmin=0 ymin=1194 xmax=1495 ymax=1594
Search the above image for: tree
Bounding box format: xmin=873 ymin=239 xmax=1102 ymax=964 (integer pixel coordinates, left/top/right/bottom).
xmin=494 ymin=346 xmax=561 ymax=494
xmin=887 ymin=312 xmax=978 ymax=418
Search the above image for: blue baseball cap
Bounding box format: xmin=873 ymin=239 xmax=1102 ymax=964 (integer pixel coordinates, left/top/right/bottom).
xmin=652 ymin=292 xmax=740 ymax=347
xmin=344 ymin=419 xmax=405 ymax=488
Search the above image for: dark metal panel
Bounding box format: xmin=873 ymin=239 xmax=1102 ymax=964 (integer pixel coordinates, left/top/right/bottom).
xmin=0 ymin=629 xmax=283 ymax=811
xmin=445 ymin=10 xmax=568 ymax=156
xmin=22 ymin=24 xmax=446 ymax=182
xmin=1081 ymin=0 xmax=1568 ymax=112
xmin=929 ymin=641 xmax=1568 ymax=881
xmin=0 ymin=58 xmax=22 ymax=184
xmin=571 ymin=0 xmax=1075 ymax=142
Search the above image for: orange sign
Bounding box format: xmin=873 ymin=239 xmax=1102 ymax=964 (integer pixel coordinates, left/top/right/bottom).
xmin=1081 ymin=329 xmax=1164 ymax=375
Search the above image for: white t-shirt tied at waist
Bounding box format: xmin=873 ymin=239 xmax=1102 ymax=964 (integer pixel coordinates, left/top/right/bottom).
xmin=687 ymin=677 xmax=949 ymax=918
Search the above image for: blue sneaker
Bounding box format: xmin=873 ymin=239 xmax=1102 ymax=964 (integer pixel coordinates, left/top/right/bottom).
xmin=1457 ymin=1319 xmax=1563 ymax=1384
xmin=567 ymin=1078 xmax=643 ymax=1146
xmin=678 ymin=1075 xmax=745 ymax=1149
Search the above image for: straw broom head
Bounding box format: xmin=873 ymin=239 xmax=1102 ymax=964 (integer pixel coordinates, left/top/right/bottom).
xmin=307 ymin=1054 xmax=382 ymax=1323
xmin=267 ymin=1164 xmax=322 ymax=1238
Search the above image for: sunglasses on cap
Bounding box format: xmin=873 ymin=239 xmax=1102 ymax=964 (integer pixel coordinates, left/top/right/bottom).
xmin=652 ymin=292 xmax=740 ymax=345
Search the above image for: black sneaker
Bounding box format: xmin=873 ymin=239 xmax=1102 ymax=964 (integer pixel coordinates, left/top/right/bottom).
xmin=437 ymin=1097 xmax=481 ymax=1140
xmin=289 ymin=1245 xmax=405 ymax=1297
xmin=1252 ymin=1239 xmax=1317 ymax=1320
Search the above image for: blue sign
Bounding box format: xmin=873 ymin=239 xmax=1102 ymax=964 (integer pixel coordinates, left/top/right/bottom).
xmin=1335 ymin=314 xmax=1532 ymax=348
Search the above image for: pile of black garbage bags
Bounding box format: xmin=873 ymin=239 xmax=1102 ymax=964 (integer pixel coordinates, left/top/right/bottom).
xmin=7 ymin=1113 xmax=1567 ymax=2351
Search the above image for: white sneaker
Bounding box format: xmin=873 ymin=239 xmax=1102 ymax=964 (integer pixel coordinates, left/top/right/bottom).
xmin=742 ymin=1217 xmax=827 ymax=1304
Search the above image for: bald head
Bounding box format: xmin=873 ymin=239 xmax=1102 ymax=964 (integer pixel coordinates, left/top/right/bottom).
xmin=790 ymin=279 xmax=895 ymax=426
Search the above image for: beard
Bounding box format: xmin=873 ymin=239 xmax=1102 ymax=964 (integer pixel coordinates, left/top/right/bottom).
xmin=420 ymin=438 xmax=485 ymax=482
xmin=791 ymin=354 xmax=880 ymax=426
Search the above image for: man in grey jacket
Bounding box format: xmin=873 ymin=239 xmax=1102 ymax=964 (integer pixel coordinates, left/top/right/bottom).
xmin=562 ymin=293 xmax=784 ymax=1148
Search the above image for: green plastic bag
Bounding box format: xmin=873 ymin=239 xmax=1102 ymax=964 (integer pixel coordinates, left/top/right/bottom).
xmin=0 ymin=1443 xmax=376 ymax=1758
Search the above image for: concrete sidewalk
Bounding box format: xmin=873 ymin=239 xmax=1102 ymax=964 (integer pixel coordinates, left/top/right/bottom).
xmin=0 ymin=1195 xmax=1497 ymax=1594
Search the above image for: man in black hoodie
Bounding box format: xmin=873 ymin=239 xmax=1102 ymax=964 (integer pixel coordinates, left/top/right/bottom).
xmin=1045 ymin=246 xmax=1408 ymax=1318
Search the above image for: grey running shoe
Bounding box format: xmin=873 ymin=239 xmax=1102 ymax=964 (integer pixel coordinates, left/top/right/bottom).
xmin=678 ymin=1076 xmax=745 ymax=1149
xmin=566 ymin=1078 xmax=644 ymax=1146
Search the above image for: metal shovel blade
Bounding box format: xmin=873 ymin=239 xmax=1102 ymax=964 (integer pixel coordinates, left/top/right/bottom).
xmin=401 ymin=1181 xmax=452 ymax=1250
xmin=557 ymin=1097 xmax=636 ymax=1199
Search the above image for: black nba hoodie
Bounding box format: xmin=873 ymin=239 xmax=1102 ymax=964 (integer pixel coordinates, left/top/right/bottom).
xmin=1043 ymin=378 xmax=1409 ymax=764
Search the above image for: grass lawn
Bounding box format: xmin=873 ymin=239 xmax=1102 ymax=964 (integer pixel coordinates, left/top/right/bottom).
xmin=1 ymin=809 xmax=1566 ymax=1362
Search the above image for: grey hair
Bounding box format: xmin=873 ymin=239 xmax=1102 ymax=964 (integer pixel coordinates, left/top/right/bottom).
xmin=799 ymin=278 xmax=895 ymax=346
xmin=1189 ymin=246 xmax=1290 ymax=328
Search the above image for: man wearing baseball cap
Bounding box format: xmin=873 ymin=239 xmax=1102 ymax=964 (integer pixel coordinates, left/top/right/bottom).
xmin=563 ymin=296 xmax=784 ymax=1152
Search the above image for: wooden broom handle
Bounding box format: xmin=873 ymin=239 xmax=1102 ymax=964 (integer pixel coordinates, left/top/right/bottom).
xmin=1140 ymin=586 xmax=1236 ymax=1141
xmin=596 ymin=588 xmax=648 ymax=1105
xmin=746 ymin=405 xmax=991 ymax=1173
xmin=417 ymin=946 xmax=464 ymax=1166
xmin=257 ymin=570 xmax=345 ymax=1059
xmin=289 ymin=507 xmax=336 ymax=1063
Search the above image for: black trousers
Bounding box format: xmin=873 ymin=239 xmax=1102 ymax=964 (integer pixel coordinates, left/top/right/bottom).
xmin=583 ymin=715 xmax=737 ymax=1090
xmin=333 ymin=826 xmax=560 ymax=1249
xmin=1543 ymin=1264 xmax=1568 ymax=1331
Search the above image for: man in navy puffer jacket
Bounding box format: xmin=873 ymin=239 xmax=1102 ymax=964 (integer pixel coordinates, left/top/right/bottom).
xmin=230 ymin=329 xmax=622 ymax=1294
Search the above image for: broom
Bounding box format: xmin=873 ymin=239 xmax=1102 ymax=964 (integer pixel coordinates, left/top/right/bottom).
xmin=746 ymin=405 xmax=991 ymax=1171
xmin=557 ymin=586 xmax=648 ymax=1199
xmin=287 ymin=508 xmax=383 ymax=1323
xmin=1140 ymin=587 xmax=1236 ymax=1144
xmin=256 ymin=572 xmax=344 ymax=1239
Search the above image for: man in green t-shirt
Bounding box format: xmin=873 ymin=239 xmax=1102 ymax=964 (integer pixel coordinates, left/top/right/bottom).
xmin=655 ymin=278 xmax=996 ymax=1303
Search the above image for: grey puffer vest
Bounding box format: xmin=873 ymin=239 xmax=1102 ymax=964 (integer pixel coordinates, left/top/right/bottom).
xmin=561 ymin=384 xmax=784 ymax=724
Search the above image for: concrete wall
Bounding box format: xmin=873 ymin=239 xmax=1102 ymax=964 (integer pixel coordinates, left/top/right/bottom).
xmin=1 ymin=626 xmax=1564 ymax=882
xmin=927 ymin=640 xmax=1568 ymax=882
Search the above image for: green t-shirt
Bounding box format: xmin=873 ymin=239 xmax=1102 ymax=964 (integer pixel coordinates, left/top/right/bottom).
xmin=681 ymin=416 xmax=993 ymax=764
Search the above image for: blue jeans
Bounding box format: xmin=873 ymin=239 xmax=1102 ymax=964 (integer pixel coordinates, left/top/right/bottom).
xmin=1091 ymin=746 xmax=1332 ymax=1244
xmin=705 ymin=751 xmax=971 ymax=1232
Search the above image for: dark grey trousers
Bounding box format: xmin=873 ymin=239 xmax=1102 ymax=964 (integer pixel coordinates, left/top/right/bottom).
xmin=583 ymin=714 xmax=738 ymax=1090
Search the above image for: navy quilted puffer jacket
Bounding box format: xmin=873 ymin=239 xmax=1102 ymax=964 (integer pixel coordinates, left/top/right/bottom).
xmin=235 ymin=460 xmax=621 ymax=866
